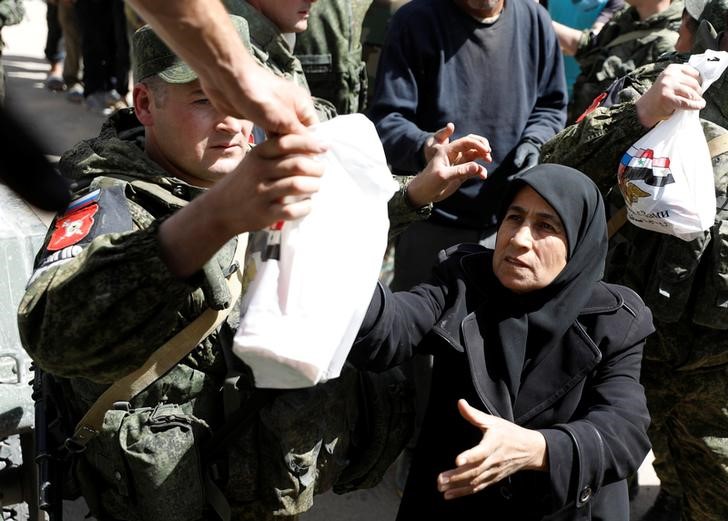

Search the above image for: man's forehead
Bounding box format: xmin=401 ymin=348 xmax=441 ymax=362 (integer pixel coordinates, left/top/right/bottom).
xmin=164 ymin=79 xmax=203 ymax=94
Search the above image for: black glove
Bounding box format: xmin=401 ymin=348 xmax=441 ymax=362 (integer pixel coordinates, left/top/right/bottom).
xmin=512 ymin=139 xmax=541 ymax=172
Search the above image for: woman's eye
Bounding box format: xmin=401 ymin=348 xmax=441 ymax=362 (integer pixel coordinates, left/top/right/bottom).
xmin=193 ymin=98 xmax=210 ymax=105
xmin=539 ymin=221 xmax=556 ymax=232
xmin=505 ymin=213 xmax=522 ymax=222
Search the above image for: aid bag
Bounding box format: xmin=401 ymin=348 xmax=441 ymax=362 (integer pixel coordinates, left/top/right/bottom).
xmin=233 ymin=114 xmax=398 ymax=389
xmin=617 ymin=50 xmax=728 ymax=241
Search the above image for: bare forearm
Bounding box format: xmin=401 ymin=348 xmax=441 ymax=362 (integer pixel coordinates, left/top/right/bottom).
xmin=525 ymin=430 xmax=549 ymax=471
xmin=126 ymin=0 xmax=253 ymax=91
xmin=552 ymin=21 xmax=583 ymax=56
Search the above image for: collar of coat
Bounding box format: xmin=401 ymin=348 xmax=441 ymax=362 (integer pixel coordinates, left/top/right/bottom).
xmin=434 ymin=249 xmax=623 ymax=425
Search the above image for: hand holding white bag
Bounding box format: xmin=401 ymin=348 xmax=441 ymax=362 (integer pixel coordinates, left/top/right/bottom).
xmin=617 ymin=50 xmax=728 ymax=241
xmin=232 ymin=114 xmax=398 ymax=389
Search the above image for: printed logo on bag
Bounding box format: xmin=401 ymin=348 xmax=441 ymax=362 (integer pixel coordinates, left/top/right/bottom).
xmin=618 ymin=146 xmax=675 ymax=204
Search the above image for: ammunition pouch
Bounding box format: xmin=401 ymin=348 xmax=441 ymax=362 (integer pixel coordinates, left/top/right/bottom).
xmin=298 ymin=52 xmax=368 ymax=114
xmin=77 ymin=402 xmax=209 ymax=521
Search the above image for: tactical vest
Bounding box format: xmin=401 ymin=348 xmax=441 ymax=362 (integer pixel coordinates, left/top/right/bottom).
xmin=570 ymin=2 xmax=681 ymax=122
xmin=294 ymin=0 xmax=373 ymax=115
xmin=44 ymin=170 xmax=413 ymax=520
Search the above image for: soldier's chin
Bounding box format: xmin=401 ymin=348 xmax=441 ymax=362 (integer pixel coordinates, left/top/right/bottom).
xmin=207 ymin=157 xmax=244 ymax=178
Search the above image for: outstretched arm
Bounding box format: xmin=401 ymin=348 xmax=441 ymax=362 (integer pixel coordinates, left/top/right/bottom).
xmin=126 ymin=0 xmax=318 ymax=134
xmin=552 ymin=21 xmax=584 ymax=56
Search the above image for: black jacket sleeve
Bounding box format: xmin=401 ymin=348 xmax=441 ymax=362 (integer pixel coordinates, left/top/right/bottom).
xmin=538 ymin=287 xmax=653 ymax=515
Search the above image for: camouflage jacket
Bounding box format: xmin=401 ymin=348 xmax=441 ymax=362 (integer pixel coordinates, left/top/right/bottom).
xmin=570 ymin=0 xmax=682 ymax=121
xmin=293 ymin=0 xmax=374 ymax=115
xmin=17 ymin=109 xmax=412 ymax=521
xmin=541 ymin=27 xmax=728 ymax=369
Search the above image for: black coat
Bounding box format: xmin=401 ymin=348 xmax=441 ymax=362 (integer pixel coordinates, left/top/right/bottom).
xmin=352 ymin=245 xmax=653 ymax=521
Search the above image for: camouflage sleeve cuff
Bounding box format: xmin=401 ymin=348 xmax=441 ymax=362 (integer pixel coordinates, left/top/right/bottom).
xmin=574 ymin=30 xmax=593 ymax=58
xmin=387 ymin=178 xmax=432 ymax=239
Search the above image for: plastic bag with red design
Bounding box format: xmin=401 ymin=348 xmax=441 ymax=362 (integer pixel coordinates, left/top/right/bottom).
xmin=232 ymin=114 xmax=398 ymax=389
xmin=617 ymin=50 xmax=728 ymax=241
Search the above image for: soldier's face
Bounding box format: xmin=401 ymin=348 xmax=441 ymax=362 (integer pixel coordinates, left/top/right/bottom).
xmin=492 ymin=187 xmax=568 ymax=293
xmin=676 ymin=10 xmax=697 ymax=53
xmin=135 ymin=80 xmax=254 ymax=187
xmin=254 ymin=0 xmax=317 ymax=33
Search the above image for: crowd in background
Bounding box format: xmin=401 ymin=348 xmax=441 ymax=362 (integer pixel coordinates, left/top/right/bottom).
xmin=13 ymin=0 xmax=728 ymax=520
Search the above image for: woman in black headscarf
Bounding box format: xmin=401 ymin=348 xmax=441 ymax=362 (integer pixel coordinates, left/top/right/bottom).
xmin=350 ymin=164 xmax=654 ymax=521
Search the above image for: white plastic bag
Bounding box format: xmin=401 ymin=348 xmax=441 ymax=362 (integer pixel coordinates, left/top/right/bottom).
xmin=232 ymin=114 xmax=398 ymax=389
xmin=617 ymin=50 xmax=728 ymax=241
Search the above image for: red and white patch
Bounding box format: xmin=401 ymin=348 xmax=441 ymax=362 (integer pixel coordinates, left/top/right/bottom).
xmin=47 ymin=204 xmax=99 ymax=251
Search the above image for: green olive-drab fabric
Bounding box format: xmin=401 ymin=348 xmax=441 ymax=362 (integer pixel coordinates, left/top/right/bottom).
xmin=570 ymin=1 xmax=683 ymax=122
xmin=294 ymin=0 xmax=374 ymax=114
xmin=542 ymin=33 xmax=728 ymax=516
xmin=542 ymin=51 xmax=728 ymax=364
xmin=18 ymin=109 xmax=412 ymax=520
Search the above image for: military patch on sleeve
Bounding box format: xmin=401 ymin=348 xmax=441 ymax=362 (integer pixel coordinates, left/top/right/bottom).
xmin=47 ymin=203 xmax=99 ymax=251
xmin=33 ymin=182 xmax=135 ymax=276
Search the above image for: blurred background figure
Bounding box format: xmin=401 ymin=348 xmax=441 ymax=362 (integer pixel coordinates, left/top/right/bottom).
xmin=74 ymin=0 xmax=129 ymax=115
xmin=57 ymin=0 xmax=83 ymax=103
xmin=43 ymin=0 xmax=64 ymax=91
xmin=552 ymin=0 xmax=683 ymax=122
xmin=544 ymin=0 xmax=625 ymax=98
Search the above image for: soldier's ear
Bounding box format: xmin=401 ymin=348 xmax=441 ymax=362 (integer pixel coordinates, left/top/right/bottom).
xmin=134 ymin=83 xmax=155 ymax=126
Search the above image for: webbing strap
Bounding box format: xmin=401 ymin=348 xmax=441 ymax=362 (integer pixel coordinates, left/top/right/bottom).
xmin=66 ymin=234 xmax=248 ymax=451
xmin=607 ymin=134 xmax=728 ymax=238
xmin=604 ymin=28 xmax=671 ymax=50
xmin=607 ymin=207 xmax=629 ymax=239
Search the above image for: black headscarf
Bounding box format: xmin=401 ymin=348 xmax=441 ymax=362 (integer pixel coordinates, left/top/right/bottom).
xmin=484 ymin=164 xmax=607 ymax=400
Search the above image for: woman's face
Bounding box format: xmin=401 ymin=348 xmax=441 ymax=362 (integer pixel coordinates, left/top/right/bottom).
xmin=493 ymin=186 xmax=569 ymax=293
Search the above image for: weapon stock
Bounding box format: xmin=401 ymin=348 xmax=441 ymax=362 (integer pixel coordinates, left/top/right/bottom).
xmin=31 ymin=364 xmax=62 ymax=521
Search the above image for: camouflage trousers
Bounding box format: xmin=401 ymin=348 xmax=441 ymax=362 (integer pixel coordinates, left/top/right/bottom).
xmin=641 ymin=354 xmax=728 ymax=521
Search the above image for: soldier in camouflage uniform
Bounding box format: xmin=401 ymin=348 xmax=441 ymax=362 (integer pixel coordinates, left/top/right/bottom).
xmin=541 ymin=3 xmax=728 ymax=519
xmin=222 ymin=0 xmax=337 ymax=123
xmin=17 ymin=17 xmax=488 ymax=520
xmin=293 ymin=0 xmax=373 ymax=115
xmin=553 ymin=0 xmax=683 ymax=122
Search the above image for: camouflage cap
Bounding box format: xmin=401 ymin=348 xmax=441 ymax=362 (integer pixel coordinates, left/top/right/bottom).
xmin=686 ymin=0 xmax=709 ymax=20
xmin=699 ymin=0 xmax=728 ymax=32
xmin=132 ymin=15 xmax=250 ymax=83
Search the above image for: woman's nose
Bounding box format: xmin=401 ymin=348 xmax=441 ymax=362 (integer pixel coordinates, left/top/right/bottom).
xmin=510 ymin=225 xmax=533 ymax=247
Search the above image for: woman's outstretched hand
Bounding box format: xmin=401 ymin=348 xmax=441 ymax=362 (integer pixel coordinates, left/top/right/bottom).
xmin=437 ymin=399 xmax=548 ymax=500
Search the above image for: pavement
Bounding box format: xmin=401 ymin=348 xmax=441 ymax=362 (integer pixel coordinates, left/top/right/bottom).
xmin=1 ymin=2 xmax=662 ymax=519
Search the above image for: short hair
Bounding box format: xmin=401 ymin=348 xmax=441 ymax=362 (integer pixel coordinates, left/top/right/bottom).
xmin=140 ymin=75 xmax=168 ymax=108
